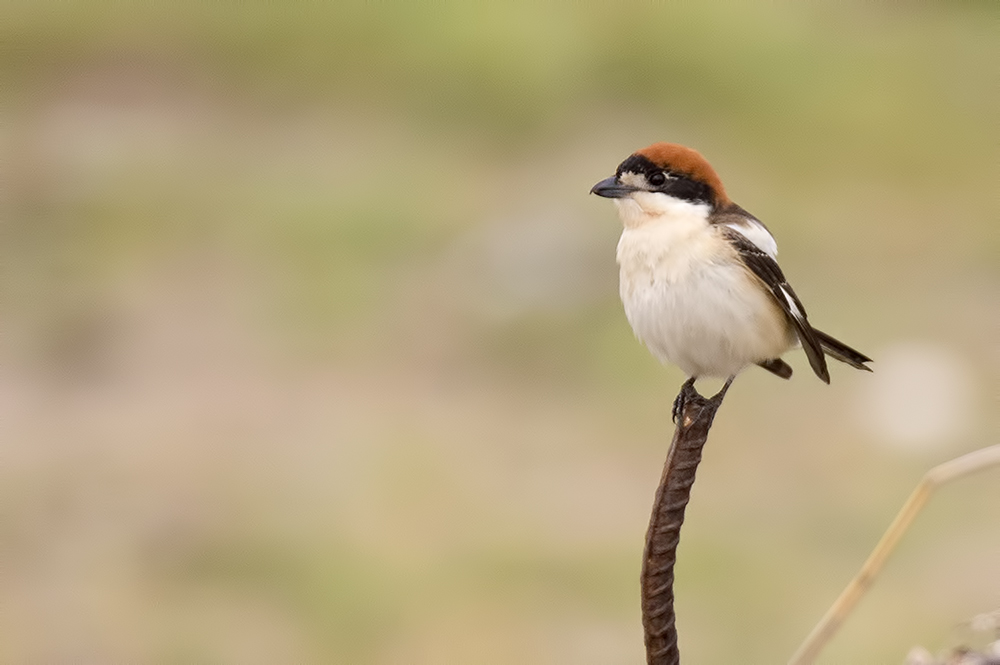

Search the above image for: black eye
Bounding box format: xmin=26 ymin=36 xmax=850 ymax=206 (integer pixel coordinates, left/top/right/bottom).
xmin=648 ymin=172 xmax=667 ymax=187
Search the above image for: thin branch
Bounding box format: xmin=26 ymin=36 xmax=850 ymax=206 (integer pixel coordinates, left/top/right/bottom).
xmin=788 ymin=443 xmax=1000 ymax=665
xmin=642 ymin=379 xmax=731 ymax=665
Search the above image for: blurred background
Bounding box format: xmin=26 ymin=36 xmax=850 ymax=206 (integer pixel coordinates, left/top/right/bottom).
xmin=1 ymin=3 xmax=998 ymax=663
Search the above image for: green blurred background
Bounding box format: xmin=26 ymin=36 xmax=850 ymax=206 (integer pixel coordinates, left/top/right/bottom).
xmin=2 ymin=3 xmax=998 ymax=663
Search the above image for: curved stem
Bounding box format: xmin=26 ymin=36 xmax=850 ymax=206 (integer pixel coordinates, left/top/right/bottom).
xmin=642 ymin=379 xmax=732 ymax=664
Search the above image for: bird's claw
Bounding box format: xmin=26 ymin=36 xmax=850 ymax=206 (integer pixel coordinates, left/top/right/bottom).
xmin=672 ymin=378 xmax=697 ymax=423
xmin=672 ymin=376 xmax=735 ymax=423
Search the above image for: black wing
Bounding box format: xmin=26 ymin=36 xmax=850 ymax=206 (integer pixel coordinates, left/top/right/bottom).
xmin=720 ymin=227 xmax=831 ymax=383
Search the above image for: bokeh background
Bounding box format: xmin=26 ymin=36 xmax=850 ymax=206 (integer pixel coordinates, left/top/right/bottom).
xmin=2 ymin=3 xmax=998 ymax=663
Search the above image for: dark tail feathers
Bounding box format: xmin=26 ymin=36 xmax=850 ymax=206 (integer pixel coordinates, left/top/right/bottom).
xmin=814 ymin=329 xmax=872 ymax=372
xmin=757 ymin=357 xmax=793 ymax=379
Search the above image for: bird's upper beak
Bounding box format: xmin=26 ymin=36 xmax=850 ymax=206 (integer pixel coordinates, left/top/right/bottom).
xmin=590 ymin=176 xmax=636 ymax=199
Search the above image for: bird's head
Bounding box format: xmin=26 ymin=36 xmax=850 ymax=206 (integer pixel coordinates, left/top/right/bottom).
xmin=591 ymin=143 xmax=730 ymax=224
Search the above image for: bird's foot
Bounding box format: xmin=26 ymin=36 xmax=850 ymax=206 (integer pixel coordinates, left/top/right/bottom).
xmin=714 ymin=375 xmax=735 ymax=402
xmin=671 ymin=377 xmax=697 ymax=423
xmin=672 ymin=376 xmax=735 ymax=424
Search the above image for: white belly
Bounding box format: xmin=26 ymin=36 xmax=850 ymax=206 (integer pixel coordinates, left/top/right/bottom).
xmin=617 ymin=218 xmax=795 ymax=378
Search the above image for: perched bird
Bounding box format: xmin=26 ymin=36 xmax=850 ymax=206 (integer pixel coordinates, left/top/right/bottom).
xmin=591 ymin=142 xmax=871 ymax=415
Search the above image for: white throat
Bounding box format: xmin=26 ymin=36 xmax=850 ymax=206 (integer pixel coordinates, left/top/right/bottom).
xmin=613 ymin=192 xmax=711 ymax=229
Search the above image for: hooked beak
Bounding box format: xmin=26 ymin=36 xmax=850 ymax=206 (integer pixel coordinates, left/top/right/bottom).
xmin=590 ymin=176 xmax=636 ymax=199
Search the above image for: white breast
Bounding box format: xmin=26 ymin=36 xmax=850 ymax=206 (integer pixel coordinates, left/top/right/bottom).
xmin=614 ymin=197 xmax=795 ymax=378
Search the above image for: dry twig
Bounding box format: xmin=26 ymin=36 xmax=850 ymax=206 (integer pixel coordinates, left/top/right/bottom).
xmin=788 ymin=444 xmax=1000 ymax=665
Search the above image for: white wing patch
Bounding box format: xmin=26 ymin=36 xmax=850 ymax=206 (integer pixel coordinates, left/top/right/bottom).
xmin=779 ymin=285 xmax=803 ymax=320
xmin=723 ymin=219 xmax=778 ymax=258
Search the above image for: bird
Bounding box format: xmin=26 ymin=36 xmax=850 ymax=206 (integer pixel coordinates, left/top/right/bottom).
xmin=590 ymin=142 xmax=871 ymax=418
